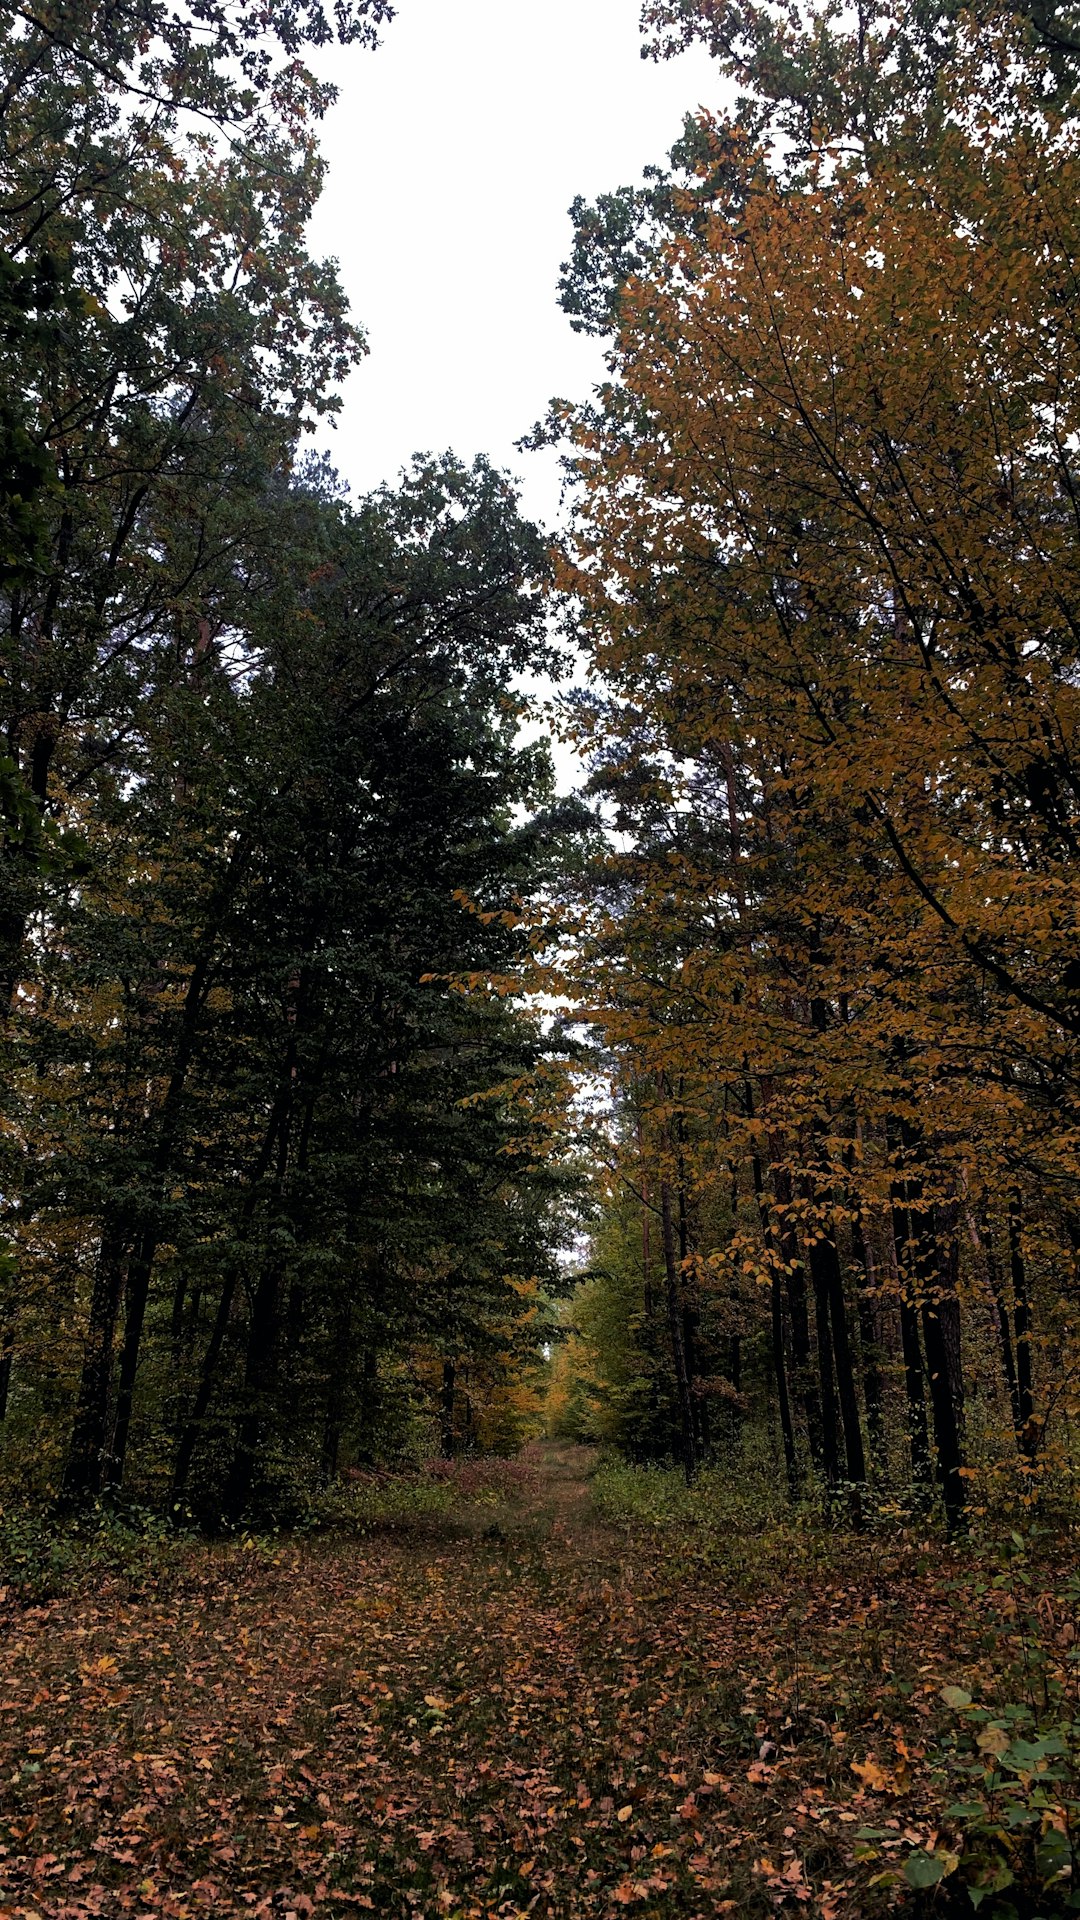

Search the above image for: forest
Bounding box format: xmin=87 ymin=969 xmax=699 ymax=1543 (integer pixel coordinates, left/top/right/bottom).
xmin=2 ymin=0 xmax=1080 ymax=1916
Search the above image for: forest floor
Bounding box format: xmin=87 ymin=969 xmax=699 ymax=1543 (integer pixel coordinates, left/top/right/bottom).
xmin=0 ymin=1442 xmax=1076 ymax=1920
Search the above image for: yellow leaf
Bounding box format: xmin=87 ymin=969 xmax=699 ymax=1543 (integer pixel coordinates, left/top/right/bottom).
xmin=851 ymin=1757 xmax=891 ymax=1792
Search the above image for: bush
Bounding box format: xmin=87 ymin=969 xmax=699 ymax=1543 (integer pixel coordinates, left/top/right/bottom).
xmin=0 ymin=1499 xmax=184 ymax=1603
xmin=590 ymin=1446 xmax=785 ymax=1539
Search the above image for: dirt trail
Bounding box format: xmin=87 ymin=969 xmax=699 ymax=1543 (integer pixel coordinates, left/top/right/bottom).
xmin=0 ymin=1450 xmax=944 ymax=1919
xmin=518 ymin=1438 xmax=608 ymax=1547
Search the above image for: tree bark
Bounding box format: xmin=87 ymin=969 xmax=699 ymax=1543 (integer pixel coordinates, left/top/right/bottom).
xmin=222 ymin=1075 xmax=295 ymax=1523
xmin=806 ymin=1224 xmax=842 ymax=1490
xmin=62 ymin=1224 xmax=128 ymax=1502
xmin=889 ymin=1146 xmax=932 ymax=1492
xmin=440 ymin=1357 xmax=456 ymax=1460
xmin=892 ymin=1126 xmax=966 ymax=1531
xmin=851 ymin=1207 xmax=886 ymax=1470
xmin=659 ymin=1178 xmax=698 ymax=1484
xmin=820 ymin=1217 xmax=867 ymax=1487
xmin=751 ymin=1146 xmax=800 ymax=1499
xmin=977 ymin=1217 xmax=1021 ymax=1438
xmin=771 ymin=1162 xmax=823 ymax=1468
xmin=1008 ymin=1198 xmax=1037 ymax=1459
xmin=921 ymin=1287 xmax=966 ymax=1536
xmin=170 ymin=1090 xmax=290 ymax=1507
xmin=0 ymin=1324 xmax=12 ymax=1422
xmin=103 ymin=840 xmax=253 ymax=1489
xmin=898 ymin=1292 xmax=931 ymax=1488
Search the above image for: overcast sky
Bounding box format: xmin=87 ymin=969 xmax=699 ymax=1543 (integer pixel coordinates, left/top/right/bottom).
xmin=308 ymin=0 xmax=719 ymax=530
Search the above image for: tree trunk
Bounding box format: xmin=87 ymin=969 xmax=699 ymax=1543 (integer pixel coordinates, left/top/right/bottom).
xmin=319 ymin=1296 xmax=352 ymax=1485
xmin=169 ymin=1091 xmax=290 ymax=1507
xmin=751 ymin=1146 xmax=800 ymax=1499
xmin=0 ymin=1325 xmax=12 ymax=1422
xmin=440 ymin=1357 xmax=456 ymax=1460
xmin=170 ymin=1267 xmax=239 ymax=1509
xmin=889 ymin=1146 xmax=932 ymax=1492
xmin=820 ymin=1220 xmax=867 ymax=1487
xmin=222 ymin=1253 xmax=284 ymax=1522
xmin=807 ymin=1228 xmax=842 ymax=1490
xmin=898 ymin=1292 xmax=931 ymax=1489
xmin=1008 ymin=1198 xmax=1037 ymax=1459
xmin=170 ymin=1267 xmax=188 ymax=1369
xmin=892 ymin=1126 xmax=966 ymax=1532
xmin=659 ymin=1178 xmax=698 ymax=1484
xmin=979 ymin=1219 xmax=1021 ymax=1439
xmin=771 ymin=1270 xmax=799 ymax=1501
xmin=100 ymin=849 xmax=252 ymax=1490
xmin=62 ymin=1225 xmax=128 ymax=1503
xmin=921 ymin=1289 xmax=966 ymax=1536
xmin=109 ymin=1224 xmax=157 ymax=1490
xmin=772 ymin=1163 xmax=823 ymax=1468
xmin=851 ymin=1208 xmax=886 ymax=1470
xmin=355 ymin=1345 xmax=380 ymax=1464
xmin=222 ymin=1085 xmax=295 ymax=1523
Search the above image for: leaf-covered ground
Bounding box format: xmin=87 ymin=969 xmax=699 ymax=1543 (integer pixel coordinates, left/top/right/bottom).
xmin=0 ymin=1446 xmax=1074 ymax=1919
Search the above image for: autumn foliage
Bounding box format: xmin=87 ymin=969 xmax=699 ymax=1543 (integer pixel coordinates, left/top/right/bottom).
xmin=5 ymin=0 xmax=1080 ymax=1914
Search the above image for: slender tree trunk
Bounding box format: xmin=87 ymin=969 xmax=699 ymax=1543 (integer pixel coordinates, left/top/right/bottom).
xmin=62 ymin=1225 xmax=129 ymax=1502
xmin=659 ymin=1178 xmax=697 ymax=1484
xmin=851 ymin=1208 xmax=886 ymax=1470
xmin=892 ymin=1127 xmax=966 ymax=1532
xmin=889 ymin=1143 xmax=932 ymax=1491
xmin=170 ymin=1268 xmax=188 ymax=1369
xmin=282 ymin=1275 xmax=307 ymax=1428
xmin=103 ymin=843 xmax=253 ymax=1490
xmin=222 ymin=1086 xmax=295 ymax=1522
xmin=440 ymin=1357 xmax=456 ymax=1460
xmin=1008 ymin=1198 xmax=1037 ymax=1460
xmin=356 ymin=1345 xmax=380 ymax=1464
xmin=222 ymin=1255 xmax=284 ymax=1522
xmin=109 ymin=1152 xmax=193 ymax=1487
xmin=0 ymin=1325 xmax=12 ymax=1422
xmin=751 ymin=1146 xmax=800 ymax=1499
xmin=979 ymin=1219 xmax=1021 ymax=1438
xmin=771 ymin=1270 xmax=799 ymax=1501
xmin=820 ymin=1222 xmax=866 ymax=1487
xmin=801 ymin=968 xmax=865 ymax=1494
xmin=675 ymin=1128 xmax=708 ymax=1454
xmin=806 ymin=1226 xmax=842 ymax=1490
xmin=921 ymin=1288 xmax=966 ymax=1536
xmin=109 ymin=1223 xmax=157 ymax=1488
xmin=170 ymin=1091 xmax=289 ymax=1506
xmin=772 ymin=1163 xmax=823 ymax=1467
xmin=898 ymin=1293 xmax=931 ymax=1488
xmin=170 ymin=1268 xmax=238 ymax=1509
xmin=319 ymin=1296 xmax=352 ymax=1485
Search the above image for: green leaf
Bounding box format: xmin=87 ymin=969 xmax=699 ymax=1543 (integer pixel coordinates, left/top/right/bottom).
xmin=1035 ymin=1826 xmax=1073 ymax=1883
xmin=941 ymin=1684 xmax=974 ymax=1709
xmin=905 ymin=1849 xmax=946 ymax=1889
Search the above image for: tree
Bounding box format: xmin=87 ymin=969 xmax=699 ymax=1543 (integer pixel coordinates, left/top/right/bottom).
xmin=547 ymin=0 xmax=1080 ymax=1525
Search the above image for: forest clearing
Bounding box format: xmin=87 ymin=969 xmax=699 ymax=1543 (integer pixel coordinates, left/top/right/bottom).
xmin=2 ymin=1443 xmax=1077 ymax=1920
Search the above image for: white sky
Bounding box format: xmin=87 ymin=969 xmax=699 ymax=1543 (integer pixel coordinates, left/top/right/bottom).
xmin=308 ymin=0 xmax=720 ymax=531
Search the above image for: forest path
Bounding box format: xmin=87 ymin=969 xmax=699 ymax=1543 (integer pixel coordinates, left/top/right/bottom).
xmin=0 ymin=1458 xmax=987 ymax=1920
xmin=514 ymin=1437 xmax=610 ymax=1547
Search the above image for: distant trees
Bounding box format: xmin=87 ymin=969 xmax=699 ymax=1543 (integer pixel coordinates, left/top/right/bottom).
xmin=547 ymin=0 xmax=1080 ymax=1529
